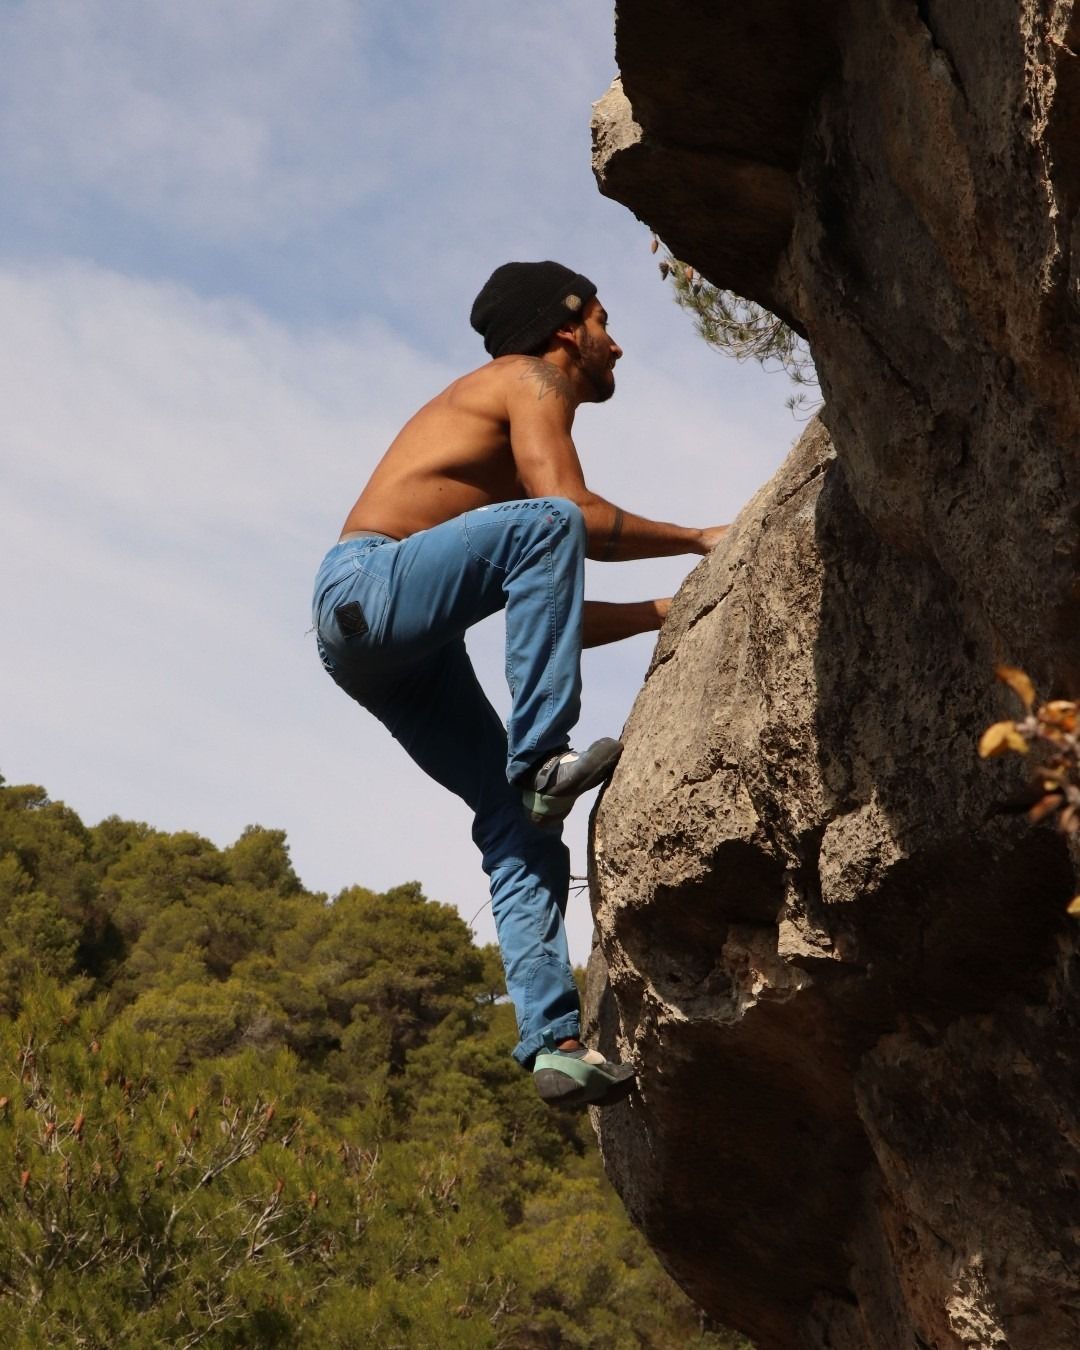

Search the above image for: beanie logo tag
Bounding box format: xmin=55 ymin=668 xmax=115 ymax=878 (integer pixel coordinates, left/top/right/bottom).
xmin=564 ymin=293 xmax=582 ymax=312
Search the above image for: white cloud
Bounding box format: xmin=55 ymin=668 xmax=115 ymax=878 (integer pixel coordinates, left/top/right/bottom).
xmin=0 ymin=1 xmax=618 ymax=249
xmin=0 ymin=0 xmax=381 ymax=240
xmin=4 ymin=261 xmax=446 ymax=536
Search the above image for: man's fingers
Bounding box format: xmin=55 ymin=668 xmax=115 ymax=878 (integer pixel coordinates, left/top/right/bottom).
xmin=699 ymin=524 xmax=729 ymax=553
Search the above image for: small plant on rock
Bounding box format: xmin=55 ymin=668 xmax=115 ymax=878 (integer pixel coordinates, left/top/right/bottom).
xmin=979 ymin=664 xmax=1080 ymax=916
xmin=651 ymin=237 xmax=820 ymax=416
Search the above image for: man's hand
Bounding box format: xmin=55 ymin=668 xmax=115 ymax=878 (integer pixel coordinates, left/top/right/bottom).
xmin=583 ymin=598 xmax=672 ymax=648
xmin=696 ymin=524 xmax=729 ymax=554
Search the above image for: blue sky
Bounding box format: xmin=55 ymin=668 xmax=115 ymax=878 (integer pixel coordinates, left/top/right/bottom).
xmin=1 ymin=2 xmax=800 ymax=961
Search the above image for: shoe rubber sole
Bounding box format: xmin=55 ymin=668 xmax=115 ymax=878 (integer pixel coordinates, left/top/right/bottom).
xmin=533 ymin=1052 xmax=636 ymax=1108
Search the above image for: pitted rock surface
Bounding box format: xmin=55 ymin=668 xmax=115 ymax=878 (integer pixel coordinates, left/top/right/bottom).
xmin=586 ymin=4 xmax=1080 ymax=1348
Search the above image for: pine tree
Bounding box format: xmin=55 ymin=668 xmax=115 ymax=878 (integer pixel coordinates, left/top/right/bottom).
xmin=654 ymin=241 xmax=819 ymax=417
xmin=0 ymin=777 xmax=751 ymax=1348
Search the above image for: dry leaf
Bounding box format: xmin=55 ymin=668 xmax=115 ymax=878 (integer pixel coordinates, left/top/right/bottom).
xmin=1028 ymin=792 xmax=1063 ymax=824
xmin=995 ymin=664 xmax=1036 ymax=709
xmin=1043 ymin=701 xmax=1078 ymax=732
xmin=1067 ymin=896 xmax=1080 ymax=917
xmin=978 ymin=721 xmax=1029 ymax=758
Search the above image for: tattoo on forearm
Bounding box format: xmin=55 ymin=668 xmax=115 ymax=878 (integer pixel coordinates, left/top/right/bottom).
xmin=602 ymin=506 xmax=625 ymax=561
xmin=516 ymin=357 xmax=573 ymax=404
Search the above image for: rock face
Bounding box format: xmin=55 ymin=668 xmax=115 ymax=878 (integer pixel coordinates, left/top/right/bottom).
xmin=587 ymin=5 xmax=1080 ymax=1349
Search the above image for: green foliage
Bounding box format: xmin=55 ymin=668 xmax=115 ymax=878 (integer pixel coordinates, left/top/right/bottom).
xmin=654 ymin=242 xmax=819 ymax=417
xmin=222 ymin=825 xmax=302 ymax=897
xmin=0 ymin=775 xmax=750 ymax=1348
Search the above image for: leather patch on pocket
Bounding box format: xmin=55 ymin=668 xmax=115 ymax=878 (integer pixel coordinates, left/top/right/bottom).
xmin=334 ymin=601 xmax=369 ymax=637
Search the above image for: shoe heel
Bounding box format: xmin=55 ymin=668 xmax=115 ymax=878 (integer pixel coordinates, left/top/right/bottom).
xmin=522 ymin=790 xmax=574 ymax=826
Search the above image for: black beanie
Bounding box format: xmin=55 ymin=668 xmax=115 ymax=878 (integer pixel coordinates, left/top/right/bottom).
xmin=470 ymin=261 xmax=597 ymax=358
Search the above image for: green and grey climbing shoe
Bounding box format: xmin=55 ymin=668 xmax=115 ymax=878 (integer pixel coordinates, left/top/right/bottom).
xmin=533 ymin=1046 xmax=635 ymax=1107
xmin=521 ymin=737 xmax=623 ymax=826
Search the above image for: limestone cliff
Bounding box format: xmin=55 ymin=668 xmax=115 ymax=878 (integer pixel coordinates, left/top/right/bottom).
xmin=586 ymin=5 xmax=1080 ymax=1348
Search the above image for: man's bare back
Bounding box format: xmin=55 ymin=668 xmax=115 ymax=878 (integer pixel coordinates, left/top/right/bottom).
xmin=341 ymin=357 xmax=555 ymax=541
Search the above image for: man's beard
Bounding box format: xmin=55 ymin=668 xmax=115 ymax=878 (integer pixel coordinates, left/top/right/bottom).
xmin=578 ymin=332 xmax=616 ymax=402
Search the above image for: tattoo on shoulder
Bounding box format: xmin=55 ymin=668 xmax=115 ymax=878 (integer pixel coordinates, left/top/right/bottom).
xmin=515 ymin=357 xmax=573 ymax=404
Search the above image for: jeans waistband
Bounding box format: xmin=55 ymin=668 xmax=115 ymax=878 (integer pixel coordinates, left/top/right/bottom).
xmin=338 ymin=529 xmax=397 ymax=543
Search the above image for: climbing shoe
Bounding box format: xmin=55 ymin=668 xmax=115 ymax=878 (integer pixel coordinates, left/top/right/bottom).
xmin=521 ymin=737 xmax=623 ymax=826
xmin=533 ymin=1046 xmax=636 ymax=1108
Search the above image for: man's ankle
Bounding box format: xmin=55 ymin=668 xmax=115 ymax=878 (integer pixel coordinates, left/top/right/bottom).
xmin=555 ymin=1037 xmax=583 ymax=1052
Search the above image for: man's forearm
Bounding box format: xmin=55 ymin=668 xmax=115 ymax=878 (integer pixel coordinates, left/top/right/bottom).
xmin=577 ymin=493 xmax=721 ymax=560
xmin=582 ymin=599 xmax=670 ymax=647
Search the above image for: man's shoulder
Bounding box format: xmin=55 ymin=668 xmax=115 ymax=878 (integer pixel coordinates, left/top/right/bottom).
xmin=449 ymin=355 xmax=574 ymax=417
xmin=481 ymin=356 xmax=576 ymax=421
xmin=506 ymin=356 xmax=574 ymax=405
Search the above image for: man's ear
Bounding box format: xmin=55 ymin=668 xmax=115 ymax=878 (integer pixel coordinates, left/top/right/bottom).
xmin=551 ymin=319 xmax=584 ymax=351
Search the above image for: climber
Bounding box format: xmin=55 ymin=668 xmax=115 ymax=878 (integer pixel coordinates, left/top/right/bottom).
xmin=312 ymin=261 xmax=727 ymax=1107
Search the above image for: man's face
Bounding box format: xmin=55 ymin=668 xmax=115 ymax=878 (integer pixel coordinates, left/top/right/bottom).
xmin=576 ymin=297 xmax=622 ymax=403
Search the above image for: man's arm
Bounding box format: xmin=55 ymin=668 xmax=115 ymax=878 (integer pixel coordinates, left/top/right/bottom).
xmin=506 ymin=358 xmax=727 ymax=561
xmin=582 ymin=501 xmax=728 ymax=561
xmin=583 ymin=599 xmax=670 ymax=648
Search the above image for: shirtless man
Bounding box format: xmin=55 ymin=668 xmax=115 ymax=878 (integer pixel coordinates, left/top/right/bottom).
xmin=312 ymin=261 xmax=726 ymax=1107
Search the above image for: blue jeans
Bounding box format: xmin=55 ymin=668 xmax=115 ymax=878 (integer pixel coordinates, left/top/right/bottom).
xmin=312 ymin=498 xmax=587 ymax=1067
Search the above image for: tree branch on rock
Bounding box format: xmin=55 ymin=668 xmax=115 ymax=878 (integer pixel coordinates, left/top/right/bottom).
xmin=652 ymin=237 xmax=820 ymax=416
